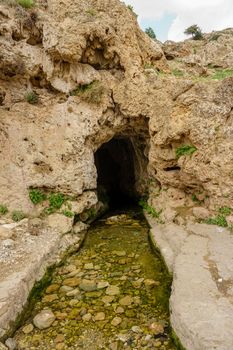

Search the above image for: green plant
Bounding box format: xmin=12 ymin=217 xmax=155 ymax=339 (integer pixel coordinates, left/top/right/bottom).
xmin=145 ymin=27 xmax=156 ymax=40
xmin=210 ymin=33 xmax=220 ymax=41
xmin=86 ymin=8 xmax=96 ymax=16
xmin=191 ymin=194 xmax=200 ymax=203
xmin=49 ymin=193 xmax=65 ymax=210
xmin=211 ymin=69 xmax=233 ymax=80
xmin=218 ymin=206 xmax=231 ymax=216
xmin=12 ymin=210 xmax=26 ymax=222
xmin=70 ymin=81 xmax=105 ymax=104
xmin=25 ymin=90 xmax=38 ymax=104
xmin=62 ymin=210 xmax=74 ymax=218
xmin=17 ymin=0 xmax=34 ymax=8
xmin=176 ymin=145 xmax=197 ymax=158
xmin=0 ymin=204 xmax=8 ymax=215
xmin=127 ymin=4 xmax=137 ymax=17
xmin=203 ymin=215 xmax=228 ymax=228
xmin=29 ymin=189 xmax=47 ymax=205
xmin=139 ymin=199 xmax=162 ymax=220
xmin=172 ymin=69 xmax=184 ymax=77
xmin=184 ymin=24 xmax=203 ymax=40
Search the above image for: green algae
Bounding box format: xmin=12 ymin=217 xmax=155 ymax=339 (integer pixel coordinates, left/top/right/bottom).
xmin=13 ymin=210 xmax=181 ymax=349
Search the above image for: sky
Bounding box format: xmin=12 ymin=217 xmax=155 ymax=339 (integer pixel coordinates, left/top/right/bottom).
xmin=124 ymin=0 xmax=233 ymax=42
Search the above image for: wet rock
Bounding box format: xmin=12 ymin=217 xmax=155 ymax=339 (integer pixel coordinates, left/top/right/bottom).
xmin=97 ymin=281 xmax=109 ymax=289
xmin=85 ymin=291 xmax=102 ymax=298
xmin=66 ymin=288 xmax=80 ymax=297
xmin=149 ymin=322 xmax=164 ymax=335
xmin=144 ymin=279 xmax=160 ymax=287
xmin=102 ymin=296 xmax=115 ymax=304
xmin=82 ymin=313 xmax=92 ymax=322
xmin=111 ymin=316 xmax=122 ymax=326
xmin=63 ymin=277 xmax=80 ymax=287
xmin=22 ymin=324 xmax=34 ymax=334
xmin=33 ymin=309 xmax=55 ymax=330
xmin=84 ymin=263 xmax=94 ymax=270
xmin=106 ymin=285 xmax=120 ymax=296
xmin=42 ymin=294 xmax=58 ymax=303
xmin=79 ymin=279 xmax=97 ymax=291
xmin=131 ymin=326 xmax=142 ymax=333
xmin=54 ymin=312 xmax=67 ymax=320
xmin=113 ymin=251 xmax=126 ymax=257
xmin=94 ymin=312 xmax=105 ymax=321
xmin=46 ymin=284 xmax=60 ymax=294
xmin=5 ymin=338 xmax=16 ymax=350
xmin=119 ymin=295 xmax=133 ymax=306
xmin=55 ymin=334 xmax=65 ymax=343
xmin=59 ymin=285 xmax=73 ymax=293
xmin=125 ymin=309 xmax=136 ymax=318
xmin=115 ymin=306 xmax=124 ymax=314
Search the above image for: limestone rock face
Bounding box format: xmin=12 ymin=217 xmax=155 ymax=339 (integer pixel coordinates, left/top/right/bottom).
xmin=0 ymin=0 xmax=232 ymax=220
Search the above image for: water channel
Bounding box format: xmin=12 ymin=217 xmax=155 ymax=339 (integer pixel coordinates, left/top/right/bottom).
xmin=14 ymin=210 xmax=177 ymax=350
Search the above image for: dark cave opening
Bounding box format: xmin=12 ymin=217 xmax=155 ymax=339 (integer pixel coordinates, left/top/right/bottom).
xmin=94 ymin=137 xmax=138 ymax=209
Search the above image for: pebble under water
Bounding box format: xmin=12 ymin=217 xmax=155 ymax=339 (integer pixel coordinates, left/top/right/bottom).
xmin=14 ymin=211 xmax=177 ymax=350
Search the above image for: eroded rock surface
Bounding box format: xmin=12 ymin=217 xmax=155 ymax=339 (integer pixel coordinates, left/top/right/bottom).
xmin=148 ymin=215 xmax=233 ymax=350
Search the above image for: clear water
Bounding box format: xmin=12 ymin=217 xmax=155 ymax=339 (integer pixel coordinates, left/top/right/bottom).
xmin=14 ymin=211 xmax=176 ymax=350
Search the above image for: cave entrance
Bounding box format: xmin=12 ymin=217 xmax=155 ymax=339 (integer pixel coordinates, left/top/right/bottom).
xmin=94 ymin=137 xmax=139 ymax=209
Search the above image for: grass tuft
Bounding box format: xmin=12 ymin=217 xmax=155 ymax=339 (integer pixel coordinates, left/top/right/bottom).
xmin=17 ymin=0 xmax=34 ymax=8
xmin=12 ymin=210 xmax=26 ymax=222
xmin=0 ymin=204 xmax=8 ymax=216
xmin=176 ymin=145 xmax=197 ymax=158
xmin=29 ymin=189 xmax=47 ymax=205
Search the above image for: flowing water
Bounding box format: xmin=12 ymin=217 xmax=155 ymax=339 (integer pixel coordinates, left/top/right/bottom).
xmin=14 ymin=210 xmax=177 ymax=350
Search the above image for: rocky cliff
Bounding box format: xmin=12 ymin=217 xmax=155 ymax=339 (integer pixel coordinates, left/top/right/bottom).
xmin=1 ymin=0 xmax=233 ymax=348
xmin=1 ymin=0 xmax=233 ymax=226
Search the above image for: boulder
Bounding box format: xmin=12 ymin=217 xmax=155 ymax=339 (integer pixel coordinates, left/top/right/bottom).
xmin=33 ymin=309 xmax=55 ymax=330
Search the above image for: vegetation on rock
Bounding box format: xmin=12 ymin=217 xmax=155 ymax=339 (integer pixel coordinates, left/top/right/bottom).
xmin=12 ymin=210 xmax=26 ymax=222
xmin=29 ymin=189 xmax=47 ymax=205
xmin=176 ymin=145 xmax=197 ymax=158
xmin=70 ymin=81 xmax=105 ymax=105
xmin=145 ymin=27 xmax=156 ymax=40
xmin=0 ymin=204 xmax=8 ymax=215
xmin=184 ymin=24 xmax=203 ymax=40
xmin=25 ymin=91 xmax=38 ymax=104
xmin=17 ymin=0 xmax=34 ymax=7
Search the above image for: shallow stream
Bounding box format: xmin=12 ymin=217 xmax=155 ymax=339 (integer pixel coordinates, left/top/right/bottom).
xmin=14 ymin=211 xmax=177 ymax=350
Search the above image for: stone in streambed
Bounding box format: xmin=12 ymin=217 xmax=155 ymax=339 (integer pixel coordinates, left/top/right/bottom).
xmin=94 ymin=312 xmax=105 ymax=321
xmin=22 ymin=323 xmax=34 ymax=334
xmin=33 ymin=309 xmax=55 ymax=329
xmin=42 ymin=294 xmax=58 ymax=303
xmin=63 ymin=277 xmax=80 ymax=287
xmin=97 ymin=281 xmax=109 ymax=289
xmin=79 ymin=279 xmax=97 ymax=291
xmin=106 ymin=285 xmax=120 ymax=296
xmin=111 ymin=316 xmax=122 ymax=326
xmin=119 ymin=295 xmax=133 ymax=306
xmin=46 ymin=284 xmax=60 ymax=294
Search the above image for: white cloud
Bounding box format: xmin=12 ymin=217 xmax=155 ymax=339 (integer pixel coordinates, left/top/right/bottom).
xmin=123 ymin=0 xmax=233 ymax=41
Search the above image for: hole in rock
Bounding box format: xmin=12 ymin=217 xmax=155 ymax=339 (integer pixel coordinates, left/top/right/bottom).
xmin=94 ymin=137 xmax=139 ymax=209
